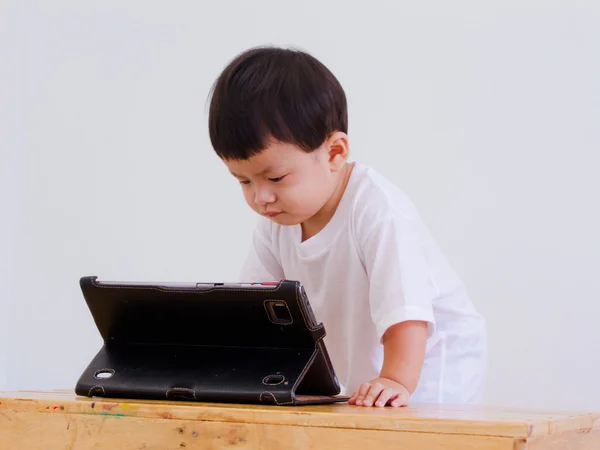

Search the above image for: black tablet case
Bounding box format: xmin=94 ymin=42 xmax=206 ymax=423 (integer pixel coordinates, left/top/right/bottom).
xmin=75 ymin=276 xmax=349 ymax=406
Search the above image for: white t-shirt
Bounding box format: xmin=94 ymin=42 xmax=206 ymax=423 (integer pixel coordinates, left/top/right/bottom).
xmin=240 ymin=162 xmax=487 ymax=404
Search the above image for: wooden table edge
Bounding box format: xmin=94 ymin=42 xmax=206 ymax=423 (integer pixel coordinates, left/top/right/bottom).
xmin=4 ymin=390 xmax=588 ymax=440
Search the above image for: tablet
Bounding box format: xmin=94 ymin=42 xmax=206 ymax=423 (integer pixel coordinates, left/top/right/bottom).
xmin=75 ymin=276 xmax=349 ymax=405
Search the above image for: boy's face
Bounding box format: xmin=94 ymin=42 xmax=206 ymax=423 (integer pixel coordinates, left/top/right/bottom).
xmin=223 ymin=137 xmax=347 ymax=226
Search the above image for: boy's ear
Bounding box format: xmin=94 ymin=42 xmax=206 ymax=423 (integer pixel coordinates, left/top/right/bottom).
xmin=325 ymin=131 xmax=350 ymax=171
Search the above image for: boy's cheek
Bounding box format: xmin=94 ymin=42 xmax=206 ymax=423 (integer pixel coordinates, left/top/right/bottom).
xmin=242 ymin=192 xmax=256 ymax=210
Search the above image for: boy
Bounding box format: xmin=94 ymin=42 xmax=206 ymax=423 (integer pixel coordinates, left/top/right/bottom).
xmin=208 ymin=46 xmax=487 ymax=407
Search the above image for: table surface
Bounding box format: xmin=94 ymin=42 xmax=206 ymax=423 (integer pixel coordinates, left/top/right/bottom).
xmin=1 ymin=389 xmax=598 ymax=438
xmin=1 ymin=390 xmax=599 ymax=450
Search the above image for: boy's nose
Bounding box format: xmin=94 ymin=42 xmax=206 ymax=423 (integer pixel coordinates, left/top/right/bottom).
xmin=254 ymin=187 xmax=276 ymax=206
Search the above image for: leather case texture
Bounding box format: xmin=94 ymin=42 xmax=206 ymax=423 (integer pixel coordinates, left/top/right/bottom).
xmin=75 ymin=276 xmax=349 ymax=406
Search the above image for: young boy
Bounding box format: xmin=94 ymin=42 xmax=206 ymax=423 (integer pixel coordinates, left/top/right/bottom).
xmin=208 ymin=46 xmax=487 ymax=407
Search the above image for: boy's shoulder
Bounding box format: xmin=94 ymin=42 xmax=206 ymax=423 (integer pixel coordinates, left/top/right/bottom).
xmin=347 ymin=162 xmax=421 ymax=225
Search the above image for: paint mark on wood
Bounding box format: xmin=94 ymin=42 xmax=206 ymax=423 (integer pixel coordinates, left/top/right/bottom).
xmin=192 ymin=431 xmax=198 ymax=438
xmin=91 ymin=402 xmax=95 ymax=409
xmin=102 ymin=403 xmax=118 ymax=411
xmin=159 ymin=412 xmax=172 ymax=419
xmin=226 ymin=425 xmax=248 ymax=445
xmin=95 ymin=412 xmax=125 ymax=418
xmin=80 ymin=410 xmax=125 ymax=418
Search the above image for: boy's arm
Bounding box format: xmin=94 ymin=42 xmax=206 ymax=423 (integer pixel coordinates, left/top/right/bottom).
xmin=381 ymin=320 xmax=427 ymax=392
xmin=349 ymin=320 xmax=428 ymax=407
xmin=349 ymin=212 xmax=436 ymax=407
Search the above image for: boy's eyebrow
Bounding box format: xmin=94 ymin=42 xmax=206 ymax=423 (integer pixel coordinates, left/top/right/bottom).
xmin=229 ymin=167 xmax=278 ymax=178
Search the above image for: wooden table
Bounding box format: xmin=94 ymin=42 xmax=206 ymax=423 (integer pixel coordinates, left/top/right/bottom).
xmin=0 ymin=390 xmax=598 ymax=449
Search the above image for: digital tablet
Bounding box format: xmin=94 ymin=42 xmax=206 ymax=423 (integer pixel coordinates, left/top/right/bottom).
xmin=75 ymin=276 xmax=349 ymax=406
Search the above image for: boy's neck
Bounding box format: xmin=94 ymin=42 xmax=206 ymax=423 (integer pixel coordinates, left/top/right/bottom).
xmin=300 ymin=162 xmax=355 ymax=242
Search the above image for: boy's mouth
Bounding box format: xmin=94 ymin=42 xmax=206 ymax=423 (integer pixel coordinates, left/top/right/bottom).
xmin=263 ymin=211 xmax=282 ymax=218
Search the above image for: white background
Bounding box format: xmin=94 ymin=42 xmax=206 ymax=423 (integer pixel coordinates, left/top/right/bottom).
xmin=1 ymin=0 xmax=599 ymax=410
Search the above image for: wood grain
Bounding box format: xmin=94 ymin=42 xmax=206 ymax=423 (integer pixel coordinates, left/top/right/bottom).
xmin=0 ymin=390 xmax=574 ymax=438
xmin=0 ymin=411 xmax=517 ymax=450
xmin=1 ymin=390 xmax=599 ymax=450
xmin=526 ymin=412 xmax=600 ymax=450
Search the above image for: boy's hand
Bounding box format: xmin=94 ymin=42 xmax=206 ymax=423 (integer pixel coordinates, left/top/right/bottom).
xmin=348 ymin=377 xmax=410 ymax=407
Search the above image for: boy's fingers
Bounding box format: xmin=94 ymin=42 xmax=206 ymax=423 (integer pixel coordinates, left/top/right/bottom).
xmin=390 ymin=392 xmax=410 ymax=407
xmin=348 ymin=391 xmax=358 ymax=404
xmin=363 ymin=382 xmax=384 ymax=407
xmin=354 ymin=382 xmax=371 ymax=406
xmin=358 ymin=383 xmax=372 ymax=397
xmin=374 ymin=388 xmax=396 ymax=407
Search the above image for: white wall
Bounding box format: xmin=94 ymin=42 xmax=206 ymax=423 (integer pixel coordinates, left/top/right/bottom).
xmin=2 ymin=0 xmax=599 ymax=410
xmin=1 ymin=1 xmax=18 ymax=391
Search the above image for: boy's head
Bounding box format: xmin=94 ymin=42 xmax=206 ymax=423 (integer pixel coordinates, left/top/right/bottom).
xmin=208 ymin=46 xmax=350 ymax=226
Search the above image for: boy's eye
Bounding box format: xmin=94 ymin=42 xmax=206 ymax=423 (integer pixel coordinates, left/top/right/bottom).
xmin=239 ymin=180 xmax=251 ymax=185
xmin=268 ymin=176 xmax=286 ymax=183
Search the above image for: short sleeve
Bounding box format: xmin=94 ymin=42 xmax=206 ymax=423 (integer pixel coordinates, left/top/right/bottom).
xmin=361 ymin=213 xmax=437 ymax=342
xmin=240 ymin=219 xmax=285 ymax=281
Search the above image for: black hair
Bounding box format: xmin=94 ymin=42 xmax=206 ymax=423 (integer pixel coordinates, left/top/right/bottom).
xmin=208 ymin=46 xmax=347 ymax=160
